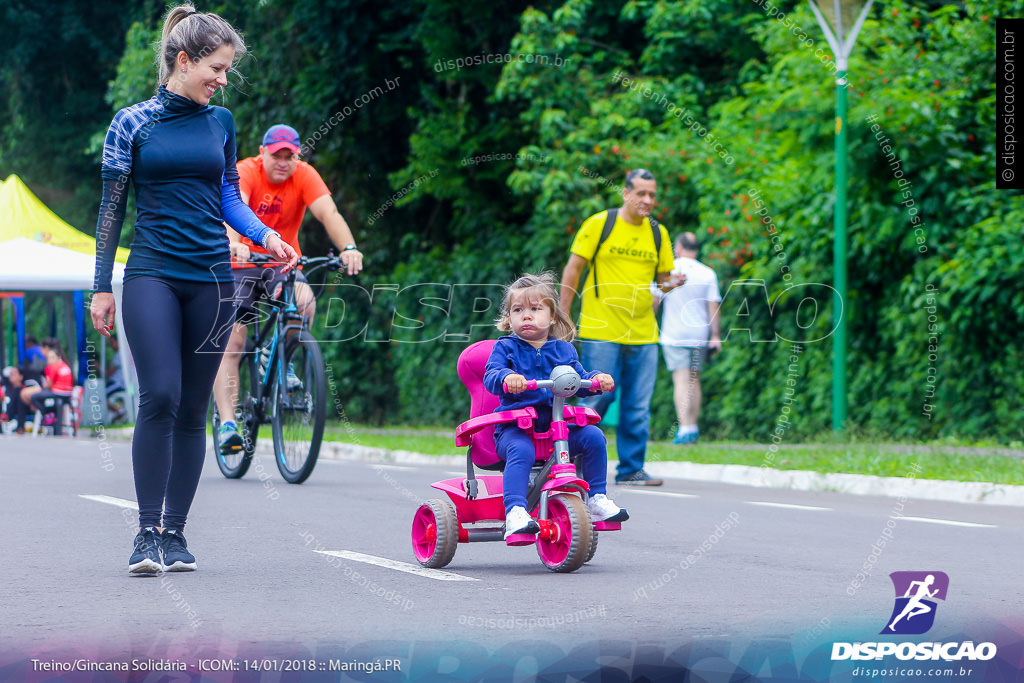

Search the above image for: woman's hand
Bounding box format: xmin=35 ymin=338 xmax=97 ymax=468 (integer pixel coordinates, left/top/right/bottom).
xmin=90 ymin=292 xmax=116 ymax=339
xmin=265 ymin=235 xmax=299 ymax=272
xmin=503 ymin=373 xmax=528 ymax=394
xmin=230 ymin=241 xmax=250 ymax=264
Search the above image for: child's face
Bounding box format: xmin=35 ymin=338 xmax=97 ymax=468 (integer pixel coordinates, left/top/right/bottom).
xmin=46 ymin=349 xmax=59 ymax=364
xmin=508 ymin=291 xmax=553 ymax=345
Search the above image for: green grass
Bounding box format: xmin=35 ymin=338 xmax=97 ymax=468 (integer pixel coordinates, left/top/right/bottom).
xmin=321 ymin=425 xmax=456 ymax=456
xmin=315 ymin=423 xmax=1024 ymax=486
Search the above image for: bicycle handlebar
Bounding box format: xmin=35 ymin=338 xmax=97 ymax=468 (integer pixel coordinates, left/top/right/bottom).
xmin=244 ymin=252 xmax=346 ymax=276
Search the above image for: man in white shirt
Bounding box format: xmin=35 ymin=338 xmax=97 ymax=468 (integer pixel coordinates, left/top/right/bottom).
xmin=657 ymin=233 xmax=721 ymax=444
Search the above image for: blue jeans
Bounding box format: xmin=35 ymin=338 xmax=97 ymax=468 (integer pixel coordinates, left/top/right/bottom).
xmin=579 ymin=340 xmax=659 ymax=481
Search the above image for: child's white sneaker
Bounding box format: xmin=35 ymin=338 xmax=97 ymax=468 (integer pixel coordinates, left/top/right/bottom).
xmin=589 ymin=494 xmax=629 ymax=522
xmin=504 ymin=506 xmax=539 ymax=540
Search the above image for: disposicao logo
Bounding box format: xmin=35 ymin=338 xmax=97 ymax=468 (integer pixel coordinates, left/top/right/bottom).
xmin=831 ymin=571 xmax=997 ymax=662
xmin=881 ymin=570 xmax=948 ymax=635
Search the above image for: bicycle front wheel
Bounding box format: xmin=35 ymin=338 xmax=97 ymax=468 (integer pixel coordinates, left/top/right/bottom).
xmin=271 ymin=331 xmax=327 ymax=483
xmin=212 ymin=341 xmax=258 ymax=479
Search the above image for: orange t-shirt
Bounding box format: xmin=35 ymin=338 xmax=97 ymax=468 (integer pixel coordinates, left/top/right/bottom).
xmin=234 ymin=156 xmax=331 ymax=264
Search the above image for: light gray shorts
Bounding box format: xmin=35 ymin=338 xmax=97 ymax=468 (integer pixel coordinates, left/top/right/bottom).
xmin=662 ymin=345 xmax=708 ymax=373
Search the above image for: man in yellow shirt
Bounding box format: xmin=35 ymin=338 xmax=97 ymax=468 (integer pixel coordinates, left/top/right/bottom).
xmin=560 ymin=169 xmax=683 ymax=485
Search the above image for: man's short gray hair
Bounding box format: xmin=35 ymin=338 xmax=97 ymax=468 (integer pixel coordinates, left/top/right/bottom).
xmin=624 ymin=168 xmax=656 ymax=190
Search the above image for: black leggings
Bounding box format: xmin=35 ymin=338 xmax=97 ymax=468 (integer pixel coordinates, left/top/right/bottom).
xmin=122 ymin=276 xmax=234 ymax=531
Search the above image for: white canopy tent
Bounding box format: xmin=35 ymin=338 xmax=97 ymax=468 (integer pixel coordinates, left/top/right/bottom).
xmin=0 ymin=237 xmax=136 ymax=421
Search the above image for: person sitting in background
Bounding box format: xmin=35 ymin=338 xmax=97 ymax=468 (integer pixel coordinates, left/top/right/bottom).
xmin=24 ymin=335 xmax=47 ymax=372
xmin=1 ymin=366 xmax=38 ymax=434
xmin=22 ymin=343 xmax=74 ymax=434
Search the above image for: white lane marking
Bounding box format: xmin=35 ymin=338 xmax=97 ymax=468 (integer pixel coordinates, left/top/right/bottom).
xmin=371 ymin=464 xmax=417 ymax=471
xmin=80 ymin=494 xmax=139 ymax=510
xmin=617 ymin=489 xmax=699 ymax=499
xmin=900 ymin=516 xmax=996 ymax=528
xmin=746 ymin=501 xmax=831 ymax=511
xmin=315 ymin=550 xmax=479 ymax=582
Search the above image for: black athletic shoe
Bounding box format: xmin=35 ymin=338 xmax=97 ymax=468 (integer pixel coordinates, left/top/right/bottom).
xmin=159 ymin=529 xmax=197 ymax=572
xmin=129 ymin=526 xmax=162 ymax=575
xmin=615 ymin=469 xmax=664 ymax=486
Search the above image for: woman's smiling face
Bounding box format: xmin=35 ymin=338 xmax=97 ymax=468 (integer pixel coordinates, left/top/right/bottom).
xmin=171 ymin=44 xmax=236 ymax=105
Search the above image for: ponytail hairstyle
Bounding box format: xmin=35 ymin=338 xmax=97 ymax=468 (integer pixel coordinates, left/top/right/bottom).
xmin=495 ymin=272 xmax=577 ymax=343
xmin=159 ymin=3 xmax=247 ymax=87
xmin=40 ymin=337 xmax=69 ymax=365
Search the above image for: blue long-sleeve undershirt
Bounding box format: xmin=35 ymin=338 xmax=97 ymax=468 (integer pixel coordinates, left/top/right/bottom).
xmin=94 ymin=86 xmax=277 ymax=292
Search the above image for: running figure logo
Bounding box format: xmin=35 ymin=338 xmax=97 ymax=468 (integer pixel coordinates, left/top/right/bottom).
xmin=881 ymin=571 xmax=950 ymax=635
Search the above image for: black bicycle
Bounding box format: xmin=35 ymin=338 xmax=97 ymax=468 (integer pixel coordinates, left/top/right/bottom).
xmin=210 ymin=253 xmax=344 ymax=484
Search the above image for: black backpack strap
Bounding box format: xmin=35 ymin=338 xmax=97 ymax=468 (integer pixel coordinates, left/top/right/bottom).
xmin=648 ymin=216 xmax=662 ymax=284
xmin=592 ymin=209 xmax=618 ymax=299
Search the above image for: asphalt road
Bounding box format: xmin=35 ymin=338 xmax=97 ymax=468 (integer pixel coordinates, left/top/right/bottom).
xmin=1 ymin=435 xmax=1022 ymax=680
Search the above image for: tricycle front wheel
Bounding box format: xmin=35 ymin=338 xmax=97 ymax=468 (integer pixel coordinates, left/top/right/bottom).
xmin=536 ymin=494 xmax=593 ymax=573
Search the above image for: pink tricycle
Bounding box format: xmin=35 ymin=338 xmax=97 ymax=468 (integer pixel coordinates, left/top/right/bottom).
xmin=410 ymin=340 xmax=623 ymax=573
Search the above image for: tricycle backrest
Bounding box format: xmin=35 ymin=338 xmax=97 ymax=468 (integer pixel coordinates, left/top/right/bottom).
xmin=456 ymin=339 xmax=501 ymax=467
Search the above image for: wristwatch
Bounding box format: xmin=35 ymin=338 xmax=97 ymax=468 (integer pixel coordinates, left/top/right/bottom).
xmin=343 ymin=244 xmax=358 ymax=251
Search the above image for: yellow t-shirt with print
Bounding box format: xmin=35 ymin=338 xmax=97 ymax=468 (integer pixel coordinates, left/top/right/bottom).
xmin=570 ymin=210 xmax=675 ymax=344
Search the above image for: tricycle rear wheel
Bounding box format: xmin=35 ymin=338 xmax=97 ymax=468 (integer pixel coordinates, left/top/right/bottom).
xmin=412 ymin=499 xmax=459 ymax=568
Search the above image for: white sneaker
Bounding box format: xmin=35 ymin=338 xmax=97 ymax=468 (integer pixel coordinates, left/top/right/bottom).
xmin=589 ymin=494 xmax=629 ymax=523
xmin=504 ymin=506 xmax=539 ymax=540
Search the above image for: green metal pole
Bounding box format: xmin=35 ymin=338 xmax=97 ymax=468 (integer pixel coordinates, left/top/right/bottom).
xmin=833 ymin=70 xmax=848 ymax=432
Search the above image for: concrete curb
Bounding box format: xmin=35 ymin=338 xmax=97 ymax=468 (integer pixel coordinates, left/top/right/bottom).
xmin=101 ymin=429 xmax=1024 ymax=507
xmin=640 ymin=461 xmax=1024 ymax=507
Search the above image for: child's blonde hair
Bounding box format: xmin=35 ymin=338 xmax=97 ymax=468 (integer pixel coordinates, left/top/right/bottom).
xmin=495 ymin=272 xmax=577 ymax=343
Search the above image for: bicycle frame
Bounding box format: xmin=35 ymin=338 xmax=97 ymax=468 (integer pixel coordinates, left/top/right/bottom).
xmin=241 ymin=254 xmax=342 ymax=426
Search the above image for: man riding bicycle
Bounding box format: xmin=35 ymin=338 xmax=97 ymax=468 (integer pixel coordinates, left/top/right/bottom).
xmin=213 ymin=124 xmax=364 ymax=454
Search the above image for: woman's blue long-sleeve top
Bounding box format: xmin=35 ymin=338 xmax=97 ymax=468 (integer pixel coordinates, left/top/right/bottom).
xmin=93 ymin=86 xmax=277 ymax=292
xmin=483 ymin=335 xmax=601 ymax=432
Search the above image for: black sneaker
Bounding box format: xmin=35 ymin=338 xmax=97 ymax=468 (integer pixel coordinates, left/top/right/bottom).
xmin=615 ymin=469 xmax=664 ymax=486
xmin=129 ymin=526 xmax=162 ymax=575
xmin=159 ymin=529 xmax=197 ymax=572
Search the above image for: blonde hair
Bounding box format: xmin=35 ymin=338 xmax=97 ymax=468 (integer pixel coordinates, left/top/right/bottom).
xmin=495 ymin=272 xmax=577 ymax=343
xmin=159 ymin=4 xmax=246 ymax=86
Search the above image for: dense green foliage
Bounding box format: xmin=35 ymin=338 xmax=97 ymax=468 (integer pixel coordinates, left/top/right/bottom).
xmin=1 ymin=0 xmax=1017 ymax=442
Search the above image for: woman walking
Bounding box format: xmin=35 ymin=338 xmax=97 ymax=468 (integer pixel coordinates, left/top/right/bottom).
xmin=91 ymin=3 xmax=297 ymax=574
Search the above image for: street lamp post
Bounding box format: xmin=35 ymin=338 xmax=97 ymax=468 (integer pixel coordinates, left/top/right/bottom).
xmin=807 ymin=0 xmax=874 ymax=432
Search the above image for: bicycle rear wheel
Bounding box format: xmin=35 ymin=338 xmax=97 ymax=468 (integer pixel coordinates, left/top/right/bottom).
xmin=212 ymin=341 xmax=258 ymax=479
xmin=271 ymin=331 xmax=326 ymax=484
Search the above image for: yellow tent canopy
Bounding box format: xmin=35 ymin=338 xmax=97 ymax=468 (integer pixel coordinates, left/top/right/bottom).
xmin=0 ymin=174 xmax=130 ymax=264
